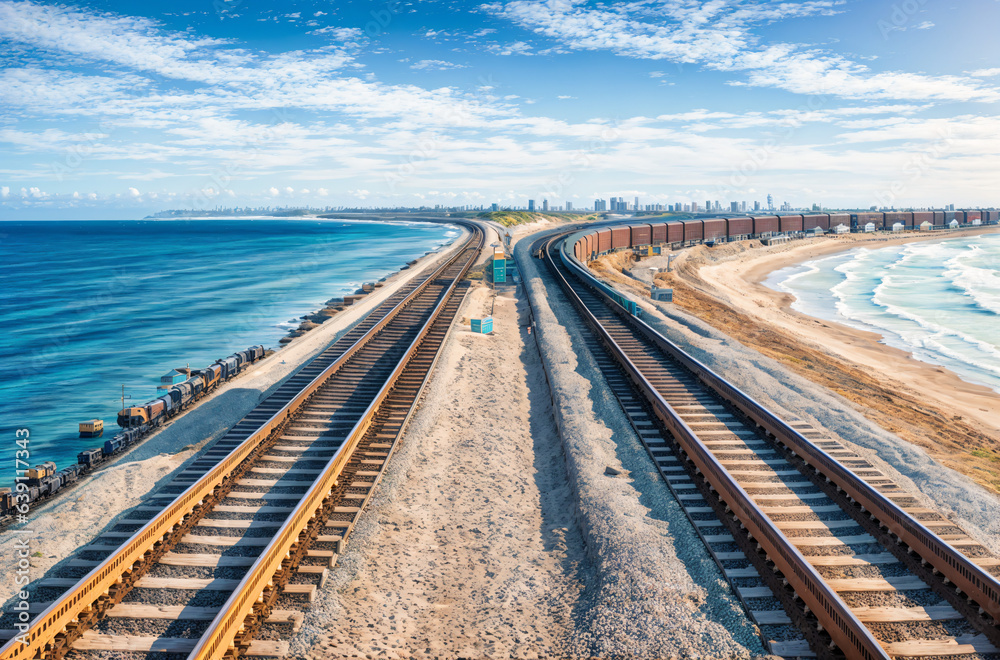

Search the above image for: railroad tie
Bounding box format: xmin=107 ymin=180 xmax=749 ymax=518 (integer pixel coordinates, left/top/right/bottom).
xmin=70 ymin=632 xmax=288 ymax=656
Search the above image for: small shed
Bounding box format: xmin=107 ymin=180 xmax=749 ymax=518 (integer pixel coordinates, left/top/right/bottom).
xmin=919 ymin=221 xmax=933 ymax=231
xmin=863 ymin=222 xmax=876 ymax=233
xmin=973 ymin=218 xmax=982 ymax=226
xmin=892 ymin=222 xmax=905 ymax=232
xmin=832 ymin=224 xmax=849 ymax=234
xmin=809 ymin=226 xmax=824 ymax=236
xmin=949 ymin=219 xmax=960 ymax=228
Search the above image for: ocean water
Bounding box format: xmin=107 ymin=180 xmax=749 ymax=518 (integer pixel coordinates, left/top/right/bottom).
xmin=0 ymin=218 xmax=456 ymax=478
xmin=766 ymin=233 xmax=1000 ymax=393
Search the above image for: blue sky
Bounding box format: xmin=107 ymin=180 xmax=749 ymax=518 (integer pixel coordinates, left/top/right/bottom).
xmin=1 ymin=0 xmax=999 ymax=218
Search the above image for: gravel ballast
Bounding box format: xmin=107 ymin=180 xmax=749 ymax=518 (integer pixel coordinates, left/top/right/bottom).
xmin=516 ymin=233 xmax=765 ymax=659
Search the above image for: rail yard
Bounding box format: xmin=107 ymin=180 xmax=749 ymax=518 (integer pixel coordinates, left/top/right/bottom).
xmin=5 ymin=215 xmax=1000 ymax=660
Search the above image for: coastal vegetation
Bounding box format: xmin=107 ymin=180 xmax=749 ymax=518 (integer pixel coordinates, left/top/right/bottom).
xmin=477 ymin=210 xmax=596 ymax=227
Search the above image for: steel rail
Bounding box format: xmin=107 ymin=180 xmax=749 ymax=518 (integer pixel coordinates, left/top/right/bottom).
xmin=186 ymin=228 xmax=483 ymax=660
xmin=564 ymin=225 xmax=1000 ymax=627
xmin=543 ymin=232 xmax=891 ymax=660
xmin=0 ymin=223 xmax=480 ymax=660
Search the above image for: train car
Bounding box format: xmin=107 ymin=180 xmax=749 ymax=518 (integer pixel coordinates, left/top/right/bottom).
xmin=681 ymin=219 xmax=703 ymax=243
xmin=800 ymin=214 xmax=826 ymax=231
xmin=752 ymin=215 xmax=779 ymax=236
xmin=196 ymin=363 xmax=223 ymax=391
xmin=726 ymin=217 xmax=753 ymax=240
xmin=650 ymin=223 xmax=668 ymax=244
xmin=883 ymin=212 xmax=911 ymax=229
xmin=778 ymin=214 xmax=803 ymax=233
xmin=585 ymin=233 xmax=595 ymax=259
xmin=25 ymin=462 xmax=56 ymax=481
xmin=597 ymin=229 xmax=612 ymax=254
xmin=851 ymin=212 xmax=883 ymax=230
xmin=630 ymin=224 xmax=652 ymax=247
xmin=933 ymin=211 xmax=946 ymax=226
xmin=943 ymin=210 xmax=960 ymax=224
xmin=666 ymin=221 xmax=684 ymax=244
xmin=985 ymin=210 xmax=1000 ymax=224
xmin=215 ymin=355 xmax=239 ymax=380
xmin=966 ymin=210 xmax=982 ymax=225
xmin=250 ymin=345 xmax=264 ymax=361
xmin=77 ymin=448 xmax=103 ymax=467
xmin=611 ymin=226 xmax=630 ymax=250
xmin=702 ymin=218 xmax=727 ymax=242
xmin=827 ymin=213 xmax=850 ymax=231
xmin=912 ymin=211 xmax=933 ymax=228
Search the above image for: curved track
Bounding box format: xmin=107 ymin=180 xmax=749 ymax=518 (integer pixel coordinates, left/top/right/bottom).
xmin=1 ymin=222 xmax=483 ymax=660
xmin=537 ymin=229 xmax=1000 ymax=659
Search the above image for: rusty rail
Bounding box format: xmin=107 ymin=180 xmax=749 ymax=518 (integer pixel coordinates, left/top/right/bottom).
xmin=0 ymin=223 xmax=481 ymax=660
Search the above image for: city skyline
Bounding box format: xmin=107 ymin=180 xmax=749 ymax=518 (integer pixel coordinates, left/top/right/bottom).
xmin=2 ymin=0 xmax=1000 ymax=218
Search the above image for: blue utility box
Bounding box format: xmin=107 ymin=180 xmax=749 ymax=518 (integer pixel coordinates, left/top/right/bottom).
xmin=471 ymin=317 xmax=493 ymax=334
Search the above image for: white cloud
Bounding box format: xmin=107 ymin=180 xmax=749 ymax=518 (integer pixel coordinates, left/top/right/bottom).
xmin=317 ymin=188 xmax=329 ymax=196
xmin=0 ymin=186 xmax=8 ymax=197
xmin=128 ymin=186 xmax=141 ymax=197
xmin=486 ymin=41 xmax=533 ymax=56
xmin=309 ymin=26 xmax=364 ymax=42
xmin=914 ymin=21 xmax=935 ymax=30
xmin=557 ymin=95 xmax=576 ymax=100
xmin=970 ymin=68 xmax=1000 ymax=78
xmin=268 ymin=187 xmax=280 ymax=196
xmin=410 ymin=59 xmax=468 ymax=71
xmin=484 ymin=1 xmax=1000 ymax=102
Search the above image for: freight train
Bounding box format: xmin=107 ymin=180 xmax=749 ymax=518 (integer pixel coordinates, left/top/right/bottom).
xmin=0 ymin=344 xmax=266 ymax=525
xmin=571 ymin=210 xmax=1000 ymax=263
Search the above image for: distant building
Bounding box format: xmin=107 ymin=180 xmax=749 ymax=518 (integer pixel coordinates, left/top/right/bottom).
xmin=754 ymin=201 xmax=761 ymax=211
xmin=565 ymin=201 xmax=573 ymax=211
xmin=767 ymin=194 xmax=774 ymax=210
xmin=740 ymin=201 xmax=748 ymax=212
xmin=528 ymin=200 xmax=536 ymax=211
xmin=491 ymin=203 xmax=499 ymax=212
xmin=812 ymin=203 xmax=820 ymax=211
xmin=730 ymin=201 xmax=739 ymax=212
xmin=542 ymin=199 xmax=549 ymax=212
xmin=594 ymin=199 xmax=607 ymax=212
xmin=634 ymin=196 xmax=639 ymax=210
xmin=692 ymin=202 xmax=699 ymax=212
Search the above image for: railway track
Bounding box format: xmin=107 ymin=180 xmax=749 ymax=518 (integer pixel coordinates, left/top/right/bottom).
xmin=537 ymin=230 xmax=1000 ymax=659
xmin=1 ymin=222 xmax=483 ymax=660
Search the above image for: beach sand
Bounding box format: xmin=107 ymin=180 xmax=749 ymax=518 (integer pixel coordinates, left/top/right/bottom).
xmin=0 ymin=229 xmax=469 ymax=602
xmin=296 ymin=282 xmax=591 ymax=659
xmin=591 ymin=227 xmax=1000 ymax=494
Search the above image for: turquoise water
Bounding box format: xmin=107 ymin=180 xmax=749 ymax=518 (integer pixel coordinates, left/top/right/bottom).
xmin=0 ymin=218 xmax=456 ymax=476
xmin=765 ymin=234 xmax=1000 ymax=393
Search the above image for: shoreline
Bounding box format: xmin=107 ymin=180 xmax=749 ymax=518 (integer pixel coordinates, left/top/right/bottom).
xmin=635 ymin=227 xmax=1000 ymax=494
xmin=706 ymin=228 xmax=1000 ymax=432
xmin=0 ymin=230 xmax=470 ymax=590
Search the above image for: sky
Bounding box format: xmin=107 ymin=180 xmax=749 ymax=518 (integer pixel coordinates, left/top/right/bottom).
xmin=1 ymin=0 xmax=999 ymax=218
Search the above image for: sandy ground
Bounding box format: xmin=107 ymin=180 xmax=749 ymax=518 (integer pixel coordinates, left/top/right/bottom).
xmin=294 ymin=283 xmax=591 ymax=659
xmin=697 ymin=229 xmax=1000 ymax=437
xmin=586 ymin=230 xmax=1000 ymax=556
xmin=0 ymin=230 xmax=468 ymax=604
xmin=621 ymin=228 xmax=1000 ymax=496
xmin=514 ymin=231 xmax=766 ymax=659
